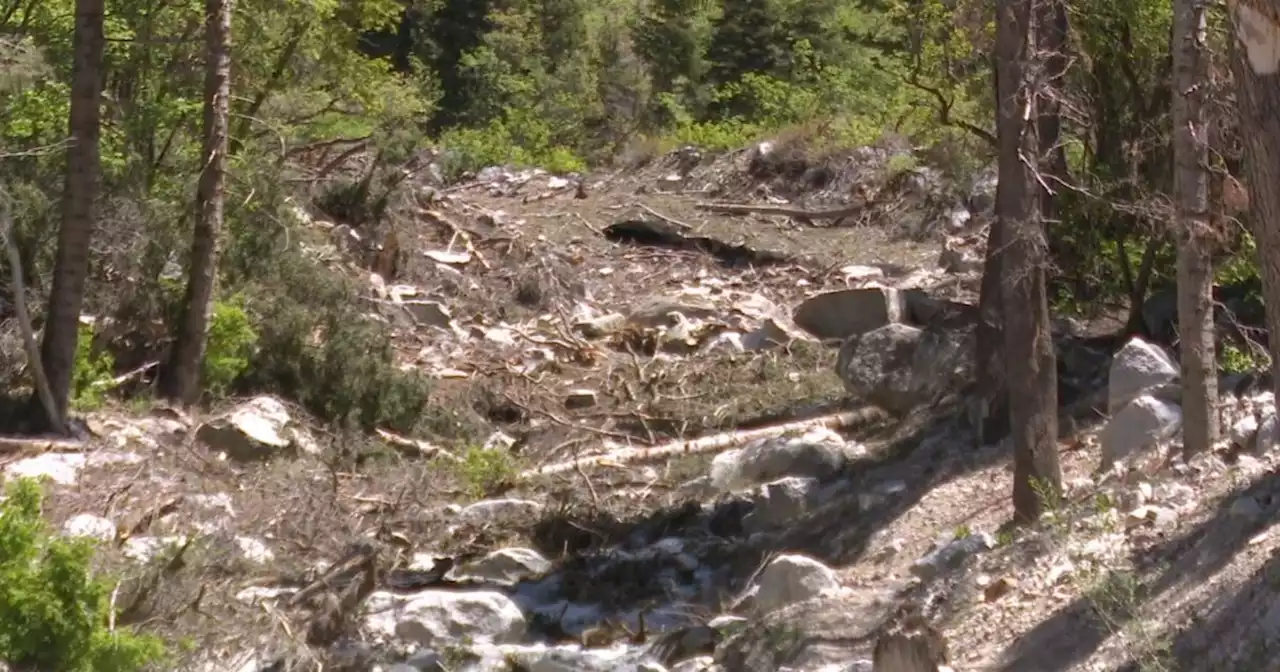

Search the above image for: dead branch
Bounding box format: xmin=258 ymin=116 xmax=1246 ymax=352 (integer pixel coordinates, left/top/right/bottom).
xmin=694 ymin=201 xmax=863 ymax=223
xmin=633 ymin=203 xmax=694 ymax=230
xmin=515 ymin=407 xmax=885 ymax=481
xmin=374 ymin=428 xmax=459 ymax=462
xmin=0 ymin=188 xmax=65 ymax=435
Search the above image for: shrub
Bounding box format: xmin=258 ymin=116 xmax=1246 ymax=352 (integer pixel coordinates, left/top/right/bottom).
xmin=72 ymin=323 xmax=114 ymax=411
xmin=202 ymin=296 xmax=258 ymax=397
xmin=0 ymin=478 xmax=167 ymax=670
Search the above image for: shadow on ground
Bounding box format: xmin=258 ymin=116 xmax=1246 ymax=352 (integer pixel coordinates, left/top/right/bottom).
xmin=997 ymin=467 xmax=1280 ymax=671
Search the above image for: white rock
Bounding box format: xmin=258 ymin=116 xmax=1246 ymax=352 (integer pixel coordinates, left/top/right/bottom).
xmin=363 ymin=589 xmax=526 ymax=647
xmin=459 ymin=547 xmax=552 ymax=585
xmin=1107 ymin=337 xmax=1179 ymax=413
xmin=670 ymin=656 xmax=718 ymax=672
xmin=1100 ymin=395 xmax=1182 ymax=469
xmin=5 ymin=450 xmax=142 ymax=486
xmin=754 ymin=554 xmax=840 ymax=613
xmin=235 ymin=536 xmax=275 ymax=564
xmin=62 ymin=513 xmax=117 ymax=541
xmin=709 ymin=428 xmax=861 ymax=493
xmin=457 ymin=498 xmax=544 ymax=523
xmin=195 ymin=396 xmax=300 ymax=461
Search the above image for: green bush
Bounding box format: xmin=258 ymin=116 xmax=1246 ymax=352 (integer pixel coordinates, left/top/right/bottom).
xmin=72 ymin=323 xmax=114 ymax=411
xmin=0 ymin=478 xmax=167 ymax=670
xmin=240 ymin=250 xmax=432 ymax=434
xmin=202 ymin=296 xmax=258 ymax=397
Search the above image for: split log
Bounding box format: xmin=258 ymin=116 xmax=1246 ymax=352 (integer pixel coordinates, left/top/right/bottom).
xmin=515 ymin=407 xmax=884 ymax=481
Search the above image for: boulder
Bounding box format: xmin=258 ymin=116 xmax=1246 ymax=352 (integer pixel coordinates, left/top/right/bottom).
xmin=1099 ymin=394 xmax=1182 ymax=469
xmin=195 ymin=396 xmax=307 ymax=462
xmin=363 ymin=589 xmax=526 ymax=648
xmin=709 ymin=428 xmax=863 ymax=492
xmin=836 ymin=324 xmax=973 ymax=414
xmin=743 ymin=477 xmax=822 ymax=533
xmin=754 ymin=554 xmax=841 ymax=613
xmin=457 ymin=547 xmax=552 ymax=585
xmin=793 ymin=288 xmax=907 ymax=341
xmin=1107 ymin=337 xmax=1179 ymax=414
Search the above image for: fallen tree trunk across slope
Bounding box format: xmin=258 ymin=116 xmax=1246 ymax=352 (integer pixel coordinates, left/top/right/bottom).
xmin=515 ymin=406 xmax=885 ymax=482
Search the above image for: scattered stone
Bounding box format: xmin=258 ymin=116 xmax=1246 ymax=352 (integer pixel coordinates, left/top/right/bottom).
xmin=1107 ymin=337 xmax=1179 ymax=413
xmin=457 ymin=498 xmax=545 ymax=523
xmin=792 ymin=287 xmax=906 ymax=341
xmin=363 ymin=589 xmax=526 ymax=647
xmin=195 ymin=396 xmax=304 ymax=462
xmin=458 ymin=547 xmax=552 ymax=585
xmin=983 ymin=577 xmax=1018 ymax=602
xmin=5 ymin=450 xmax=143 ymax=486
xmin=564 ymin=389 xmax=599 ymax=409
xmin=754 ymin=554 xmax=841 ymax=613
xmin=401 ymin=300 xmax=455 ymax=329
xmin=743 ymin=477 xmax=821 ymax=533
xmin=1099 ymin=395 xmax=1182 ymax=469
xmin=1124 ymin=505 xmax=1178 ymax=530
xmin=910 ymin=533 xmax=994 ymax=580
xmin=62 ymin=513 xmax=117 ymax=541
xmin=1230 ymin=414 xmax=1261 ymax=451
xmin=1230 ymin=495 xmax=1265 ymax=520
xmin=1256 ymin=413 xmax=1279 ymax=453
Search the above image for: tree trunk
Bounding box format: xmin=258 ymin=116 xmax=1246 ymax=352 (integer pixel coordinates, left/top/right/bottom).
xmin=996 ymin=0 xmax=1061 ymax=522
xmin=160 ymin=0 xmax=233 ymax=404
xmin=975 ymin=217 xmax=1008 ymax=448
xmin=1231 ymin=1 xmax=1280 ymax=409
xmin=1174 ymin=0 xmax=1218 ymax=457
xmin=37 ymin=0 xmax=105 ymax=431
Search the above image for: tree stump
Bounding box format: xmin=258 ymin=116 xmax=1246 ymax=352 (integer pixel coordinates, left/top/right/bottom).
xmin=872 ymin=614 xmax=951 ymax=672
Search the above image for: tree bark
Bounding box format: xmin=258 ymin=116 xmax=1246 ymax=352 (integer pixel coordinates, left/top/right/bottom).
xmin=37 ymin=0 xmax=105 ymax=431
xmin=1175 ymin=0 xmax=1218 ymax=457
xmin=975 ymin=217 xmax=1008 ymax=448
xmin=160 ymin=0 xmax=232 ymax=404
xmin=996 ymin=0 xmax=1061 ymax=522
xmin=1231 ymin=1 xmax=1280 ymax=406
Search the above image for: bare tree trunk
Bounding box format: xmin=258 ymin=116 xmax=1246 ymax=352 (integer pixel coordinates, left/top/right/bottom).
xmin=160 ymin=0 xmax=233 ymax=404
xmin=0 ymin=193 xmax=64 ymax=435
xmin=996 ymin=0 xmax=1061 ymax=522
xmin=37 ymin=0 xmax=104 ymax=431
xmin=1231 ymin=1 xmax=1280 ymax=405
xmin=975 ymin=218 xmax=1008 ymax=448
xmin=1038 ymin=0 xmax=1070 ymax=200
xmin=1175 ymin=0 xmax=1218 ymax=457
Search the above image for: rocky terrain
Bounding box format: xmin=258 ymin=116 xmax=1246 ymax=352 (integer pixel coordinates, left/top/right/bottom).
xmin=5 ymin=139 xmax=1280 ymax=671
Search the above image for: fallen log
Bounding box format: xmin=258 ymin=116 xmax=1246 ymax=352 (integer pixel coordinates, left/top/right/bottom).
xmin=694 ymin=201 xmax=863 ymax=224
xmin=515 ymin=406 xmax=885 ymax=481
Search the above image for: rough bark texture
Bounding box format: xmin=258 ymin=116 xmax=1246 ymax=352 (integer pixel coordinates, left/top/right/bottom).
xmin=996 ymin=0 xmax=1061 ymax=522
xmin=38 ymin=0 xmax=104 ymax=429
xmin=161 ymin=0 xmax=233 ymax=403
xmin=1231 ymin=1 xmax=1280 ymax=407
xmin=1174 ymin=0 xmax=1218 ymax=457
xmin=975 ymin=217 xmax=1008 ymax=448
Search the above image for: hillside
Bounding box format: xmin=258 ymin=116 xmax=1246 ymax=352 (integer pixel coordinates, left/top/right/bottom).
xmin=0 ymin=141 xmax=1274 ymax=671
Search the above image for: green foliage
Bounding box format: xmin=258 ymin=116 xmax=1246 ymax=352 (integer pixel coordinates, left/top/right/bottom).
xmin=239 ymin=246 xmax=433 ymax=434
xmin=453 ymin=445 xmax=520 ymax=498
xmin=203 ymin=297 xmax=259 ymax=397
xmin=72 ymin=324 xmax=115 ymax=411
xmin=0 ymin=479 xmax=167 ymax=671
